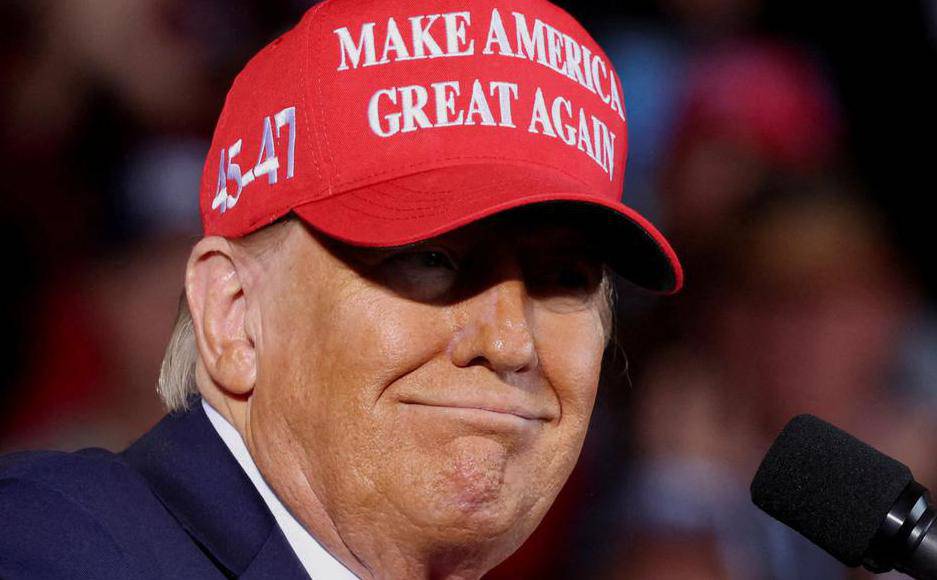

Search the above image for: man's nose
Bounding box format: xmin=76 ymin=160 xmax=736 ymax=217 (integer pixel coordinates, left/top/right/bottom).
xmin=449 ymin=278 xmax=539 ymax=375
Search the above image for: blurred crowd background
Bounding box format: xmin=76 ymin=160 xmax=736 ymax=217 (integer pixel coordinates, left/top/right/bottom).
xmin=1 ymin=0 xmax=935 ymax=578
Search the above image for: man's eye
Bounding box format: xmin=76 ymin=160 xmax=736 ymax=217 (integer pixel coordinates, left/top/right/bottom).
xmin=386 ymin=250 xmax=458 ymax=273
xmin=378 ymin=249 xmax=458 ymax=301
xmin=554 ymin=266 xmax=593 ymax=292
xmin=410 ymin=251 xmax=456 ymax=270
xmin=526 ymin=257 xmax=604 ymax=308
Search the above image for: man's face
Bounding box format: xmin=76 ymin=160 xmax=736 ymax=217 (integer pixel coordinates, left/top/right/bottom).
xmin=245 ymin=211 xmax=610 ymax=569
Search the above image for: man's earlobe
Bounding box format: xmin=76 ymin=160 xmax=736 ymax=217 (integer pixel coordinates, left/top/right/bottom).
xmin=185 ymin=237 xmax=257 ymax=397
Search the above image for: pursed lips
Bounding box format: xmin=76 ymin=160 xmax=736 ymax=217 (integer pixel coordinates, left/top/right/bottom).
xmin=398 ymin=398 xmax=555 ymax=423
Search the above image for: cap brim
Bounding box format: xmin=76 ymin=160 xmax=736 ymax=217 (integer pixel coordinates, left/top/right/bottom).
xmin=293 ymin=164 xmax=683 ymax=294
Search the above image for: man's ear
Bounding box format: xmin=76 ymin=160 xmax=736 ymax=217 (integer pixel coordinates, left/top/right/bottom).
xmin=185 ymin=237 xmax=256 ymax=398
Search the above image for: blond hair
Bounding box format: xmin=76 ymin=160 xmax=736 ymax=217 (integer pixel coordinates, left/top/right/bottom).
xmin=157 ymin=294 xmax=199 ymax=411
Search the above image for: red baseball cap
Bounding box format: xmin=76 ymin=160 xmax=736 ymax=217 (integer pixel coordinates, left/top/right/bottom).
xmin=199 ymin=0 xmax=683 ymax=293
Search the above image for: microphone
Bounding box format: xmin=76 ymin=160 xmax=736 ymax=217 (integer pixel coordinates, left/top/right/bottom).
xmin=751 ymin=414 xmax=937 ymax=579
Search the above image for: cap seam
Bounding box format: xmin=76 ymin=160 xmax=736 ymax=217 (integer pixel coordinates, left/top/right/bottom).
xmin=343 ymin=183 xmax=497 ymax=212
xmin=332 ymin=156 xmax=595 ymax=193
xmin=370 ymin=174 xmax=569 ymax=197
xmin=371 ymin=176 xmax=539 ymax=200
xmin=332 ymin=187 xmax=588 ymax=222
xmin=251 ymin=158 xmax=602 ymax=221
xmin=304 ymin=2 xmax=329 ymax=194
xmin=352 ymin=192 xmax=449 ymax=212
xmin=311 ymin=8 xmax=338 ymax=187
xmin=235 ymin=184 xmax=329 ymax=234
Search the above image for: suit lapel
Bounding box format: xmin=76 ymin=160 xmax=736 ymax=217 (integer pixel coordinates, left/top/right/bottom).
xmin=240 ymin=524 xmax=314 ymax=579
xmin=122 ymin=399 xmax=309 ymax=579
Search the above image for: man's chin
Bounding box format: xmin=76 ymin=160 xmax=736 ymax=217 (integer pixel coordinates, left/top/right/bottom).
xmin=410 ymin=436 xmax=540 ymax=543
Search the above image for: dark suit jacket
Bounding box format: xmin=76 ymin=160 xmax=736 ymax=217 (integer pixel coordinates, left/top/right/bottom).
xmin=0 ymin=400 xmax=311 ymax=579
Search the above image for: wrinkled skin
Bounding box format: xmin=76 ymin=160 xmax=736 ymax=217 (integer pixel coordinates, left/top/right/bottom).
xmin=188 ymin=212 xmax=610 ymax=579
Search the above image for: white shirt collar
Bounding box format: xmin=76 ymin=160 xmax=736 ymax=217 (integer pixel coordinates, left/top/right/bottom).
xmin=202 ymin=399 xmax=359 ymax=580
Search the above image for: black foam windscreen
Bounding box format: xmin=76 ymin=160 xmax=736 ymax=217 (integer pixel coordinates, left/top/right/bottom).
xmin=751 ymin=414 xmax=913 ymax=567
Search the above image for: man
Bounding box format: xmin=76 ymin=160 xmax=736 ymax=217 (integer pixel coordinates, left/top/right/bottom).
xmin=0 ymin=0 xmax=682 ymax=577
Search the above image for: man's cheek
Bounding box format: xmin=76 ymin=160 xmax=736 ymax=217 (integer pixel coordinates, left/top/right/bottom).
xmin=541 ymin=354 xmax=602 ymax=419
xmin=332 ymin=301 xmax=451 ymax=382
xmin=538 ymin=318 xmax=605 ymax=404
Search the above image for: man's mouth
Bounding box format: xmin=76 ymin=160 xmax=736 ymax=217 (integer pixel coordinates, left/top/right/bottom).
xmin=398 ymin=398 xmax=554 ymax=424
